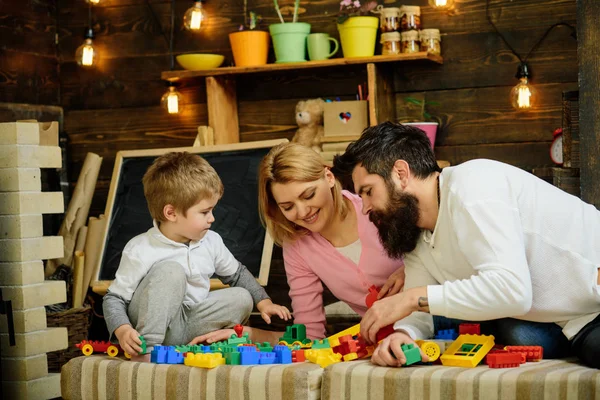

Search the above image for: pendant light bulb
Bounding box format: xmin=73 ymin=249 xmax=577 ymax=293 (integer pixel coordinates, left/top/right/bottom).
xmin=511 ymin=63 xmax=536 ymax=110
xmin=75 ymin=28 xmax=97 ymax=67
xmin=428 ymin=0 xmax=454 ymax=10
xmin=183 ymin=1 xmax=207 ymax=31
xmin=161 ymin=84 xmax=182 ymax=114
xmin=86 ymin=0 xmax=100 ymax=4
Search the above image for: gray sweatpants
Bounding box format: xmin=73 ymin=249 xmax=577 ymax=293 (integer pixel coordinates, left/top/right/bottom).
xmin=127 ymin=261 xmax=253 ymax=347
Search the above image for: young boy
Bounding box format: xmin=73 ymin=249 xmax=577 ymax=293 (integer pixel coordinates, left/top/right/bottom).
xmin=102 ymin=152 xmax=291 ymax=361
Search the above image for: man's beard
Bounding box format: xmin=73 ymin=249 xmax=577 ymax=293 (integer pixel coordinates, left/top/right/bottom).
xmin=369 ymin=183 xmax=422 ymax=259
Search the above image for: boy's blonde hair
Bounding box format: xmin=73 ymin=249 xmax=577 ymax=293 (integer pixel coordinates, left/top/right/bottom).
xmin=258 ymin=143 xmax=348 ymax=246
xmin=142 ymin=152 xmax=223 ymax=221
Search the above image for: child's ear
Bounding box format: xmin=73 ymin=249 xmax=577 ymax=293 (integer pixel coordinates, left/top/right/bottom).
xmin=163 ymin=204 xmax=177 ymax=222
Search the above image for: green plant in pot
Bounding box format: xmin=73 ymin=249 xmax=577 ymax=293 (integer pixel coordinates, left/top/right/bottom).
xmin=400 ymin=97 xmax=441 ymax=149
xmin=269 ymin=0 xmax=311 ymax=63
xmin=229 ymin=1 xmax=270 ymax=67
xmin=337 ymin=0 xmax=379 ymax=58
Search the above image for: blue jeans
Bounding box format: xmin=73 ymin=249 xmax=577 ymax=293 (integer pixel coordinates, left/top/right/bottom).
xmin=433 ymin=316 xmax=572 ymax=359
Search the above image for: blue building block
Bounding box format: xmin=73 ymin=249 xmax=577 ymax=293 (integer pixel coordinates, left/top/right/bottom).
xmin=151 ymin=346 xmax=171 ymax=364
xmin=166 ymin=348 xmax=184 ymax=364
xmin=239 ymin=346 xmax=260 ymax=365
xmin=259 ymin=352 xmax=276 ymax=364
xmin=201 ymin=345 xmax=213 ymax=353
xmin=273 ymin=345 xmax=292 ymax=364
xmin=435 ymin=329 xmax=458 ymax=340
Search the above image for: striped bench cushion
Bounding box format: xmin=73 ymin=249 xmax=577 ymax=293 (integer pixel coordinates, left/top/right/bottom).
xmin=321 ymin=359 xmax=600 ymax=400
xmin=61 ymin=356 xmax=323 ymax=400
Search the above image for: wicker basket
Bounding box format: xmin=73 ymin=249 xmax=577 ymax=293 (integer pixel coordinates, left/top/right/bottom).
xmin=46 ymin=306 xmax=92 ymax=372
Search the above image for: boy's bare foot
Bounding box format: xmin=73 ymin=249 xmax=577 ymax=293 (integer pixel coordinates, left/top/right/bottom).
xmin=130 ymin=353 xmax=151 ymax=363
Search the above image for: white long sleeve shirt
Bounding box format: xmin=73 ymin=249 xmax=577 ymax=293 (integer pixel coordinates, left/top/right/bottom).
xmin=395 ymin=159 xmax=600 ymax=340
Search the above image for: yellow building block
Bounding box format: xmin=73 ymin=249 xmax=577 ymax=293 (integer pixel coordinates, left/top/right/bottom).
xmin=0 ymin=236 xmax=64 ymax=262
xmin=0 ymin=327 xmax=68 ymax=357
xmin=1 ymin=354 xmax=48 ymax=381
xmin=0 ymin=122 xmax=39 ymax=145
xmin=0 ymin=144 xmax=61 ymax=168
xmin=184 ymin=352 xmax=226 ymax=368
xmin=2 ymin=372 xmax=61 ymax=400
xmin=440 ymin=334 xmax=495 ymax=368
xmin=0 ymin=261 xmax=45 ymax=285
xmin=305 ymin=348 xmax=342 ymax=368
xmin=0 ymin=280 xmax=66 ymax=310
xmin=0 ymin=168 xmax=41 ymax=192
xmin=0 ymin=214 xmax=43 ymax=239
xmin=1 ymin=307 xmax=47 ymax=333
xmin=0 ymin=192 xmax=64 ymax=215
xmin=415 ymin=340 xmax=441 ymax=362
xmin=326 ymin=323 xmax=360 ymax=348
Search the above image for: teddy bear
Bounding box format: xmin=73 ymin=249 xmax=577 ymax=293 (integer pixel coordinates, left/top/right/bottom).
xmin=292 ymin=98 xmax=325 ymax=152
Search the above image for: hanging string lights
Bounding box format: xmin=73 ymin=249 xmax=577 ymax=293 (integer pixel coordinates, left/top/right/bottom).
xmin=183 ymin=1 xmax=207 ymax=32
xmin=76 ymin=3 xmax=98 ymax=67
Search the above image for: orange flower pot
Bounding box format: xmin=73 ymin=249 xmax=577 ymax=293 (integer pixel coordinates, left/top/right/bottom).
xmin=229 ymin=31 xmax=270 ymax=67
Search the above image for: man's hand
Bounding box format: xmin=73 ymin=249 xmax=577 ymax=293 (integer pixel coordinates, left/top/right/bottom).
xmin=256 ymin=299 xmax=292 ymax=324
xmin=360 ymin=287 xmax=428 ymax=344
xmin=371 ymin=331 xmax=429 ymax=367
xmin=189 ymin=328 xmax=246 ymax=345
xmin=377 ymin=267 xmax=406 ymax=299
xmin=114 ymin=324 xmax=143 ymax=356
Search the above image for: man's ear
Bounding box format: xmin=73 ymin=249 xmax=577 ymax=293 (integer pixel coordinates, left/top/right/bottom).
xmin=392 ymin=160 xmax=410 ymax=190
xmin=163 ymin=204 xmax=178 ymax=222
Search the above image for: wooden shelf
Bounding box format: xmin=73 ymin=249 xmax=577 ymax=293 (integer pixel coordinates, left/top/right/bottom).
xmin=161 ymin=52 xmax=443 ymax=81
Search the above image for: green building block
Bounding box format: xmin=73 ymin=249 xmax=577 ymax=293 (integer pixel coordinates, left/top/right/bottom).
xmin=256 ymin=342 xmax=273 ymax=353
xmin=279 ymin=324 xmax=308 ymax=344
xmin=401 ymin=344 xmax=422 ymax=366
xmin=139 ymin=336 xmax=147 ymax=355
xmin=225 ymin=351 xmax=241 ymax=365
xmin=311 ymin=339 xmax=331 ymax=349
xmin=227 ymin=333 xmax=251 ymax=345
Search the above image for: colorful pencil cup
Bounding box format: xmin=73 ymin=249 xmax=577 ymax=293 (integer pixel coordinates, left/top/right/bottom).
xmin=229 ymin=31 xmax=270 ymax=67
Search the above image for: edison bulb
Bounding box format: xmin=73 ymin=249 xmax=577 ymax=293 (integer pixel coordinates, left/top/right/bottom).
xmin=428 ymin=0 xmax=454 ymax=9
xmin=86 ymin=0 xmax=100 ymax=4
xmin=511 ymin=77 xmax=536 ymax=110
xmin=183 ymin=1 xmax=206 ymax=31
xmin=75 ymin=38 xmax=97 ymax=67
xmin=161 ymin=86 xmax=182 ymax=114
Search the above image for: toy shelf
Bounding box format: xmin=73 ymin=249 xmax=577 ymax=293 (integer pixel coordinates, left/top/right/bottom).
xmin=160 ymin=53 xmax=443 ymax=145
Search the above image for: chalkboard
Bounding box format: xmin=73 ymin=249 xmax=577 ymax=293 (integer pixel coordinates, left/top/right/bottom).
xmin=91 ymin=140 xmax=287 ymax=293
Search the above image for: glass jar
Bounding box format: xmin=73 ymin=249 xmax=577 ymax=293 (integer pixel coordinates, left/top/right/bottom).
xmin=400 ymin=5 xmax=421 ymax=32
xmin=379 ymin=7 xmax=401 ymax=33
xmin=380 ymin=32 xmax=401 ymax=55
xmin=401 ymin=30 xmax=421 ymax=54
xmin=419 ymin=29 xmax=442 ymax=55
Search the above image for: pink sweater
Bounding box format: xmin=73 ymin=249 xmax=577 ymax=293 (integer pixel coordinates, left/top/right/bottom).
xmin=283 ymin=191 xmax=405 ymax=339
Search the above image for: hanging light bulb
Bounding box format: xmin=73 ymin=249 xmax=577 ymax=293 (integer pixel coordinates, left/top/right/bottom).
xmin=428 ymin=0 xmax=454 ymax=10
xmin=183 ymin=1 xmax=207 ymax=31
xmin=161 ymin=83 xmax=182 ymax=114
xmin=86 ymin=0 xmax=100 ymax=4
xmin=75 ymin=28 xmax=97 ymax=68
xmin=510 ymin=63 xmax=536 ymax=110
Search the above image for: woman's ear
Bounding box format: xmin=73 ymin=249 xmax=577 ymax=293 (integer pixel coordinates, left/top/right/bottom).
xmin=324 ymin=168 xmax=336 ymax=188
xmin=163 ymin=204 xmax=178 ymax=222
xmin=392 ymin=160 xmax=410 ymax=190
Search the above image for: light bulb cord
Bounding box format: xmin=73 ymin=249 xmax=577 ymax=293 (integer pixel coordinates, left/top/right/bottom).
xmin=486 ymin=0 xmax=576 ymax=65
xmin=145 ymin=0 xmax=175 ymax=71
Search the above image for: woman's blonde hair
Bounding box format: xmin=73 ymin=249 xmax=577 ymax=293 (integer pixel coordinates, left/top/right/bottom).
xmin=142 ymin=152 xmax=224 ymax=221
xmin=258 ymin=143 xmax=348 ymax=246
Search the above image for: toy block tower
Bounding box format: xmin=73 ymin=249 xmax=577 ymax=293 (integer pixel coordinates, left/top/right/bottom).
xmin=0 ymin=122 xmax=68 ymax=399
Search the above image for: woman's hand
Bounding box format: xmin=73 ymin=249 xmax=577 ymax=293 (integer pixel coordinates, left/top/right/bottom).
xmin=256 ymin=299 xmax=292 ymax=324
xmin=377 ymin=267 xmax=406 ymax=299
xmin=114 ymin=324 xmax=143 ymax=355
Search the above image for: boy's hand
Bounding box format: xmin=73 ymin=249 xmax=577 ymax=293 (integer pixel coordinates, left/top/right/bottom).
xmin=189 ymin=328 xmax=239 ymax=345
xmin=114 ymin=324 xmax=143 ymax=356
xmin=371 ymin=331 xmax=429 ymax=367
xmin=256 ymin=299 xmax=292 ymax=324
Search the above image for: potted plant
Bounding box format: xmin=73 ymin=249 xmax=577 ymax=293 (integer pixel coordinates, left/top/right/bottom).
xmin=337 ymin=0 xmax=379 ymax=58
xmin=269 ymin=0 xmax=311 ymax=63
xmin=229 ymin=3 xmax=270 ymax=67
xmin=400 ymin=96 xmax=440 ymax=148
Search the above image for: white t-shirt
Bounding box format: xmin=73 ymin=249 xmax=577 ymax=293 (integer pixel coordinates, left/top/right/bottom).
xmin=395 ymin=159 xmax=600 ymax=340
xmin=107 ymin=221 xmax=239 ymax=306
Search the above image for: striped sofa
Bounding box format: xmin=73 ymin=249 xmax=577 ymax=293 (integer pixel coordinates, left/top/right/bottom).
xmin=61 ymin=356 xmax=600 ymax=400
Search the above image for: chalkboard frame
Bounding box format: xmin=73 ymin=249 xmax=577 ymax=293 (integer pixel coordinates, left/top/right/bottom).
xmin=91 ymin=139 xmax=288 ymax=295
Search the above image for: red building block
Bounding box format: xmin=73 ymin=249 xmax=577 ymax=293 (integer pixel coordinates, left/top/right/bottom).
xmin=292 ymin=350 xmax=305 ymax=363
xmin=459 ymin=323 xmax=481 ymax=336
xmin=504 ymin=346 xmax=543 ymax=362
xmin=487 ymin=352 xmax=523 ymax=368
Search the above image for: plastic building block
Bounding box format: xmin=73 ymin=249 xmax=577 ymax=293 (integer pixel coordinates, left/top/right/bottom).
xmin=227 ymin=332 xmax=251 ymax=345
xmin=292 ymin=349 xmax=306 ymax=362
xmin=305 ymin=348 xmax=343 ymax=368
xmin=75 ymin=340 xmax=127 ymax=358
xmin=401 ymin=344 xmax=422 ymax=366
xmin=365 ymin=285 xmax=380 ymax=308
xmin=504 ymin=345 xmax=543 ymax=362
xmin=459 ymin=323 xmax=480 ymax=336
xmin=225 ymin=351 xmax=241 ymax=365
xmin=239 ymin=346 xmax=260 ymax=365
xmin=166 ymin=349 xmax=184 ymax=364
xmin=234 ymin=324 xmax=244 ymax=338
xmin=440 ymin=334 xmax=495 ymax=368
xmin=435 ymin=329 xmax=458 ymax=340
xmin=415 ymin=340 xmax=441 ymax=362
xmin=256 ymin=342 xmax=273 ymax=353
xmin=487 ymin=352 xmax=522 ymax=368
xmin=185 ymin=353 xmax=225 ymax=368
xmin=332 ymin=335 xmax=359 ymax=356
xmin=326 ymin=323 xmax=361 ymax=348
xmin=259 ymin=352 xmax=276 ymax=364
xmin=311 ymin=339 xmax=331 ymax=349
xmin=150 ymin=346 xmax=169 ymax=364
xmin=279 ymin=324 xmax=312 ymax=347
xmin=273 ymin=345 xmax=292 ymax=364
xmin=139 ymin=336 xmax=147 ymax=355
xmin=376 ymin=324 xmax=395 ymax=343
xmin=343 ymin=352 xmax=358 ymax=362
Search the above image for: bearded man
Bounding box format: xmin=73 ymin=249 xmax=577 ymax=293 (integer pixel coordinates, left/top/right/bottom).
xmin=333 ymin=122 xmax=600 ymax=369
